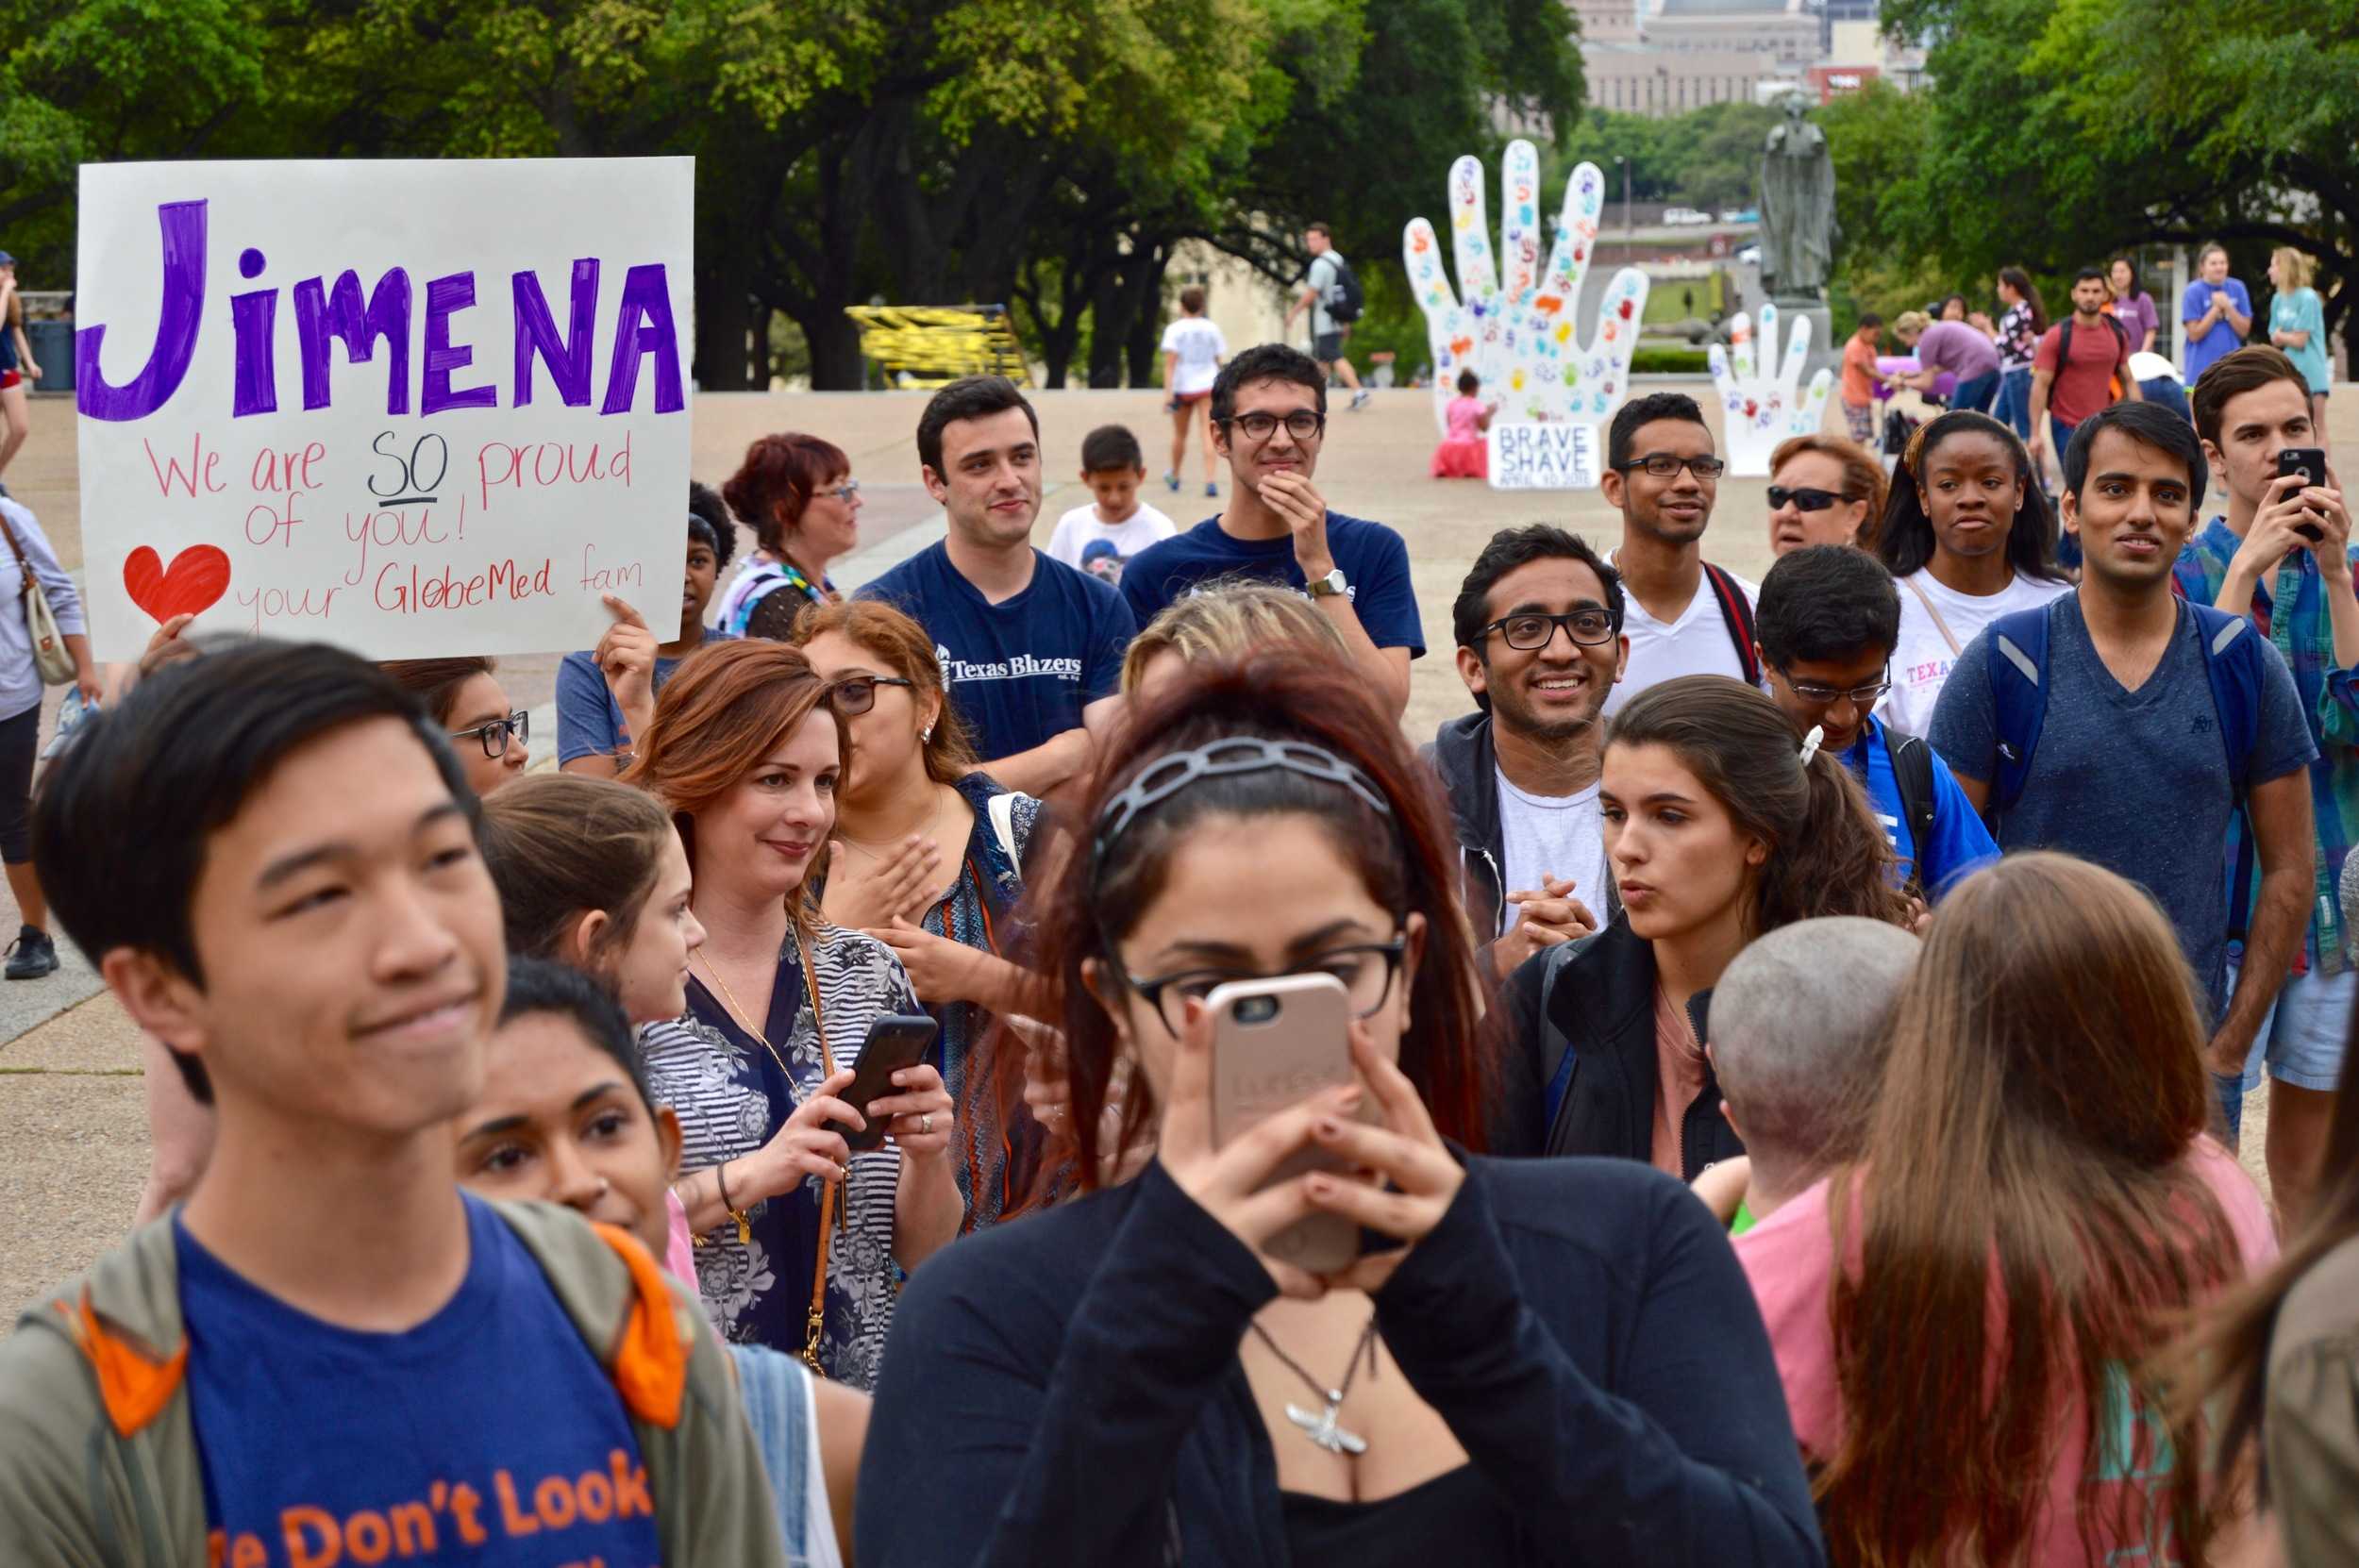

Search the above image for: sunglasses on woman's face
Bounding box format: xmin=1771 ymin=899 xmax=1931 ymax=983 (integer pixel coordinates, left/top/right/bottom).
xmin=828 ymin=675 xmax=915 ymax=716
xmin=1767 ymin=485 xmax=1853 ymax=513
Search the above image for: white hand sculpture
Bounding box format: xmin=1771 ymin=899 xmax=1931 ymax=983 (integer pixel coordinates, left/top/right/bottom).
xmin=1404 ymin=141 xmax=1650 ymax=438
xmin=1707 ymin=303 xmax=1833 ymax=476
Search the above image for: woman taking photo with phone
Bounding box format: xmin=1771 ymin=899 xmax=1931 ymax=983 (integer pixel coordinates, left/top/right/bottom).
xmin=1499 ymin=675 xmax=1908 ymax=1176
xmin=857 ymin=654 xmax=1822 ymax=1566
xmin=1873 ymin=409 xmax=2070 ymax=735
xmin=794 ymin=599 xmax=1046 ymax=1230
xmin=626 ymin=640 xmax=959 ymax=1388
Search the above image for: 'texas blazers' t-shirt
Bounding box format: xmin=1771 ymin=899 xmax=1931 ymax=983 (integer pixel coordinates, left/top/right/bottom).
xmin=1117 ymin=512 xmax=1426 ymax=659
xmin=860 ymin=542 xmax=1135 ymax=764
xmin=176 ymin=1194 xmax=662 ymax=1567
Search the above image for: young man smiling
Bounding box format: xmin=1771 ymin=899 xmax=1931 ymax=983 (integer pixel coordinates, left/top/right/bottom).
xmin=0 ymin=642 xmax=782 ymax=1564
xmin=1598 ymin=392 xmax=1758 ymax=716
xmin=1755 ymin=545 xmax=1995 ymax=903
xmin=1932 ymin=403 xmax=2317 ymax=1110
xmin=1120 ymin=343 xmax=1422 ymax=720
xmin=2174 ymin=344 xmax=2356 ymax=1221
xmin=1429 ymin=525 xmax=1625 ymax=980
xmin=862 ymin=375 xmax=1136 ymax=796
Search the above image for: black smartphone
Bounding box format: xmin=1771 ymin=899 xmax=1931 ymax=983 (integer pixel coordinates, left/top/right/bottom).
xmin=827 ymin=1014 xmax=940 ymax=1153
xmin=2281 ymin=447 xmax=2330 ymax=542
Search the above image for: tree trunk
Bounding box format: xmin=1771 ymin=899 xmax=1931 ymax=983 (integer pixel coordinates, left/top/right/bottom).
xmin=694 ymin=256 xmax=762 ymax=392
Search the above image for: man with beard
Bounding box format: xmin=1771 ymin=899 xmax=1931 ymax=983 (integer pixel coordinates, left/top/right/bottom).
xmin=862 ymin=375 xmax=1136 ymax=796
xmin=1120 ymin=343 xmax=1422 ymax=721
xmin=1598 ymin=392 xmax=1759 ymax=716
xmin=1932 ymin=401 xmax=2316 ymax=1125
xmin=1429 ymin=525 xmax=1624 ymax=980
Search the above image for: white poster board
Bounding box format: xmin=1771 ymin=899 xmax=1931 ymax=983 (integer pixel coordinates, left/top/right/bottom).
xmin=1487 ymin=422 xmax=1600 ymax=491
xmin=74 ymin=157 xmax=693 ymax=660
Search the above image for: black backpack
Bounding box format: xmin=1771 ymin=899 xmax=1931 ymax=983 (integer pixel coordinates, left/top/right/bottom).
xmin=1325 ymin=254 xmax=1364 ymax=324
xmin=2057 ymin=311 xmax=2129 ymax=371
xmin=1887 ymin=728 xmax=1939 ymax=898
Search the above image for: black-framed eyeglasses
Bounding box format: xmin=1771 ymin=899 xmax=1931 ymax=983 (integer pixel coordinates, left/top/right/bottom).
xmin=1766 ymin=484 xmax=1856 ymax=512
xmin=451 ymin=709 xmax=528 ymax=759
xmin=1779 ymin=664 xmax=1892 ymax=707
xmin=1123 ymin=935 xmax=1409 ymax=1039
xmin=1615 ymin=452 xmax=1726 ymax=480
xmin=1480 ymin=609 xmax=1618 ymax=651
xmin=1219 ymin=409 xmax=1326 ymax=443
xmin=828 ymin=675 xmax=915 ymax=716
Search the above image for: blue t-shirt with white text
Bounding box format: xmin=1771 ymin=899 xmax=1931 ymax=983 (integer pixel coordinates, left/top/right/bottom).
xmin=860 ymin=542 xmax=1134 ymax=765
xmin=1842 ymin=715 xmax=1998 ymax=901
xmin=176 ymin=1195 xmax=662 ymax=1567
xmin=1118 ymin=512 xmax=1427 ymax=658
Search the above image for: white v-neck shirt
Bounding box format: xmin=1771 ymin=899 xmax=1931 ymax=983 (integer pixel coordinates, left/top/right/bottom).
xmin=1602 ymin=559 xmax=1759 ymax=717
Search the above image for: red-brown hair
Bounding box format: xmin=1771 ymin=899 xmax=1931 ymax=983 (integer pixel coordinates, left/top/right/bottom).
xmin=790 ymin=598 xmax=977 ymax=785
xmin=1770 ymin=432 xmax=1889 ymax=532
xmin=621 ymin=640 xmax=842 ymax=934
xmin=1013 ymin=653 xmax=1493 ymax=1198
xmin=722 ymin=432 xmax=849 ymax=556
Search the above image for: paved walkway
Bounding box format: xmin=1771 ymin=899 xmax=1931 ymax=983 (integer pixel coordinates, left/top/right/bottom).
xmin=7 ymin=381 xmax=2343 ymax=1322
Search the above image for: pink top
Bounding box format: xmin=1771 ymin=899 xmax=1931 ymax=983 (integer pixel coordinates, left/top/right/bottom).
xmin=1736 ymin=1139 xmax=2275 ymax=1564
xmin=1648 ymin=984 xmax=1706 ymax=1177
xmin=1444 ymin=395 xmax=1486 ymax=442
xmin=664 ymin=1189 xmax=699 ymax=1285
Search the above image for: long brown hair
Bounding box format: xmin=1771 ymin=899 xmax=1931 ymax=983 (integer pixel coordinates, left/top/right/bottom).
xmin=378 ymin=655 xmax=494 ymax=726
xmin=1017 ymin=653 xmax=1492 ymax=1194
xmin=478 ymin=774 xmax=676 ymax=966
xmin=2167 ymin=1020 xmax=2359 ymax=1508
xmin=1606 ymin=676 xmax=1910 ymax=936
xmin=789 ymin=597 xmax=977 ymax=785
xmin=1819 ymin=854 xmax=2250 ymax=1566
xmin=622 ymin=640 xmax=841 ymax=934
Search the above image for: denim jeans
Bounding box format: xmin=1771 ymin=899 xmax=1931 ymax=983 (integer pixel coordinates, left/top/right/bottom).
xmin=2051 ymin=414 xmax=2083 ymax=570
xmin=1992 ymin=365 xmax=2033 ymax=438
xmin=1951 ymin=370 xmax=1999 ymax=415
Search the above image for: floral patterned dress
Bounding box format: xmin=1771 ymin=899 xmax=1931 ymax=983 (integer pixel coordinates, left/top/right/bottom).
xmin=639 ymin=924 xmax=920 ymax=1391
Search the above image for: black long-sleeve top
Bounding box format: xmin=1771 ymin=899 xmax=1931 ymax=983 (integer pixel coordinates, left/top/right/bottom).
xmin=856 ymin=1151 xmax=1824 ymax=1566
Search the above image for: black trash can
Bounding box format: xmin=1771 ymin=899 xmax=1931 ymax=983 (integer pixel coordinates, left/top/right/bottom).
xmin=25 ymin=320 xmax=72 ymax=393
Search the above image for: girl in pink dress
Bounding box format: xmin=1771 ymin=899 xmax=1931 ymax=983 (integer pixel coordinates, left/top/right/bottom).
xmin=1430 ymin=368 xmax=1495 ymax=478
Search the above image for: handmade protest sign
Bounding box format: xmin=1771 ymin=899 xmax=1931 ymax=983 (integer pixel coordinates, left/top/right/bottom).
xmin=1488 ymin=422 xmax=1600 ymax=491
xmin=75 ymin=158 xmax=693 ymax=659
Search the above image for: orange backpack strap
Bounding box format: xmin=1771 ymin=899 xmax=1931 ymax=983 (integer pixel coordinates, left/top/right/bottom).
xmin=590 ymin=1222 xmax=692 ymax=1430
xmin=51 ymin=1290 xmax=187 ymax=1438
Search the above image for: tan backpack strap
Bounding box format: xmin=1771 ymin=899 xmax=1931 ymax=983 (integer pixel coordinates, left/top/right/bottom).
xmin=1901 ymin=573 xmax=1964 ymax=658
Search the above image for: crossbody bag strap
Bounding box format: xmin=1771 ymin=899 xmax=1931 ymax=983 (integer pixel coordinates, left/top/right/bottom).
xmin=1900 ymin=573 xmax=1963 ymax=658
xmin=792 ymin=930 xmax=841 ymax=1377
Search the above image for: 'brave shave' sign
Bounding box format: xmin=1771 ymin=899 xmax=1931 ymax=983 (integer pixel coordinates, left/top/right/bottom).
xmin=74 ymin=158 xmax=693 ymax=659
xmin=1487 ymin=421 xmax=1601 ymax=491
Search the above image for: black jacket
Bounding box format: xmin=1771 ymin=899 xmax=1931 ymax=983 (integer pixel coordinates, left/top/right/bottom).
xmin=1424 ymin=710 xmax=1510 ymax=946
xmin=859 ymin=1153 xmax=1822 ymax=1566
xmin=1497 ymin=915 xmax=1746 ymax=1180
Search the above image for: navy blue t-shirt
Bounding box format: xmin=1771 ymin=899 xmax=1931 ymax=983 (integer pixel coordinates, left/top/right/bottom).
xmin=1118 ymin=512 xmax=1427 ymax=658
xmin=860 ymin=542 xmax=1134 ymax=764
xmin=176 ymin=1195 xmax=662 ymax=1566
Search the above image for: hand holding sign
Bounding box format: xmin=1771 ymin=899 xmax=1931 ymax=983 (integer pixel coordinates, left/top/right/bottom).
xmin=1403 ymin=142 xmax=1650 ymax=436
xmin=594 ymin=593 xmax=658 ymax=746
xmin=1707 ymin=304 xmax=1833 ymax=476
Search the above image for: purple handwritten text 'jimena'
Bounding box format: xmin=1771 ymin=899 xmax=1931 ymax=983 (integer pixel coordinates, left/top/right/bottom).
xmin=78 ymin=200 xmax=685 ymax=423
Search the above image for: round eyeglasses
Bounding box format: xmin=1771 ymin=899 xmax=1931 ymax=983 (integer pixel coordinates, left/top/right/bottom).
xmin=1221 ymin=410 xmax=1326 ymax=443
xmin=1615 ymin=452 xmax=1726 ymax=480
xmin=450 ymin=709 xmax=528 ymax=759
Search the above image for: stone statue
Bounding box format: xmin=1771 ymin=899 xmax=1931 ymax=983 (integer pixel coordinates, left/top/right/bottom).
xmin=1759 ymin=95 xmax=1836 ymax=300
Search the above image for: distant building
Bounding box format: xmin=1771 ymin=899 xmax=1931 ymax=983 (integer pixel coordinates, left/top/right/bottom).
xmin=1643 ymin=0 xmax=1820 ymax=70
xmin=1583 ymin=45 xmax=1794 ymax=115
xmin=1565 ymin=0 xmax=1643 ymax=44
xmin=1571 ymin=0 xmax=1822 ymax=119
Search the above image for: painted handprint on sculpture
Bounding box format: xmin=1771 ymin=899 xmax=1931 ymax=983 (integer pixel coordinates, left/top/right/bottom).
xmin=1404 ymin=141 xmax=1650 ymax=441
xmin=1707 ymin=304 xmax=1833 ymax=476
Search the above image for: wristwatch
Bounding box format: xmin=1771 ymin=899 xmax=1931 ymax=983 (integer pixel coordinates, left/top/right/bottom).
xmin=1306 ymin=567 xmax=1348 ymax=599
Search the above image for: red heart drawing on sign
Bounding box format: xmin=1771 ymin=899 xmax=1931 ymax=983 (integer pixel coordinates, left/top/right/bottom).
xmin=124 ymin=545 xmax=230 ymax=624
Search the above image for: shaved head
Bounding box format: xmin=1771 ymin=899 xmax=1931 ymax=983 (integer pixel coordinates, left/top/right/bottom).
xmin=1711 ymin=917 xmax=1919 ymax=1189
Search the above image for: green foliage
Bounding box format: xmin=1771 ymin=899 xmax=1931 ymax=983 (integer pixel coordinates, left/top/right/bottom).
xmin=1549 ymin=102 xmax=1782 ymax=212
xmin=1628 ymin=347 xmax=1709 ymax=374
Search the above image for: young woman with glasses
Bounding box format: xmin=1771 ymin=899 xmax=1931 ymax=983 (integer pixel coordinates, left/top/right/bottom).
xmin=1498 ymin=676 xmax=1909 ymax=1174
xmin=795 ymin=598 xmax=1047 ymax=1231
xmin=379 ymin=656 xmax=529 ymax=796
xmin=855 ymin=652 xmax=1823 ymax=1566
xmin=1764 ymin=433 xmax=1885 ymax=558
xmin=625 ymin=640 xmax=960 ymax=1389
xmin=718 ymin=433 xmax=864 ymax=640
xmin=1870 ymin=409 xmax=2070 ymax=735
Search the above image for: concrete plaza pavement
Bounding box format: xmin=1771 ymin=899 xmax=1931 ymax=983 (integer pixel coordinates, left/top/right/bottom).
xmin=7 ymin=378 xmax=2348 ymax=1323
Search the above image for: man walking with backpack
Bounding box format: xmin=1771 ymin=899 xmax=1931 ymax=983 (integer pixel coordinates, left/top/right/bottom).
xmin=1931 ymin=402 xmax=2317 ymax=1111
xmin=1598 ymin=392 xmax=1760 ymax=715
xmin=1284 ymin=222 xmax=1370 ymax=412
